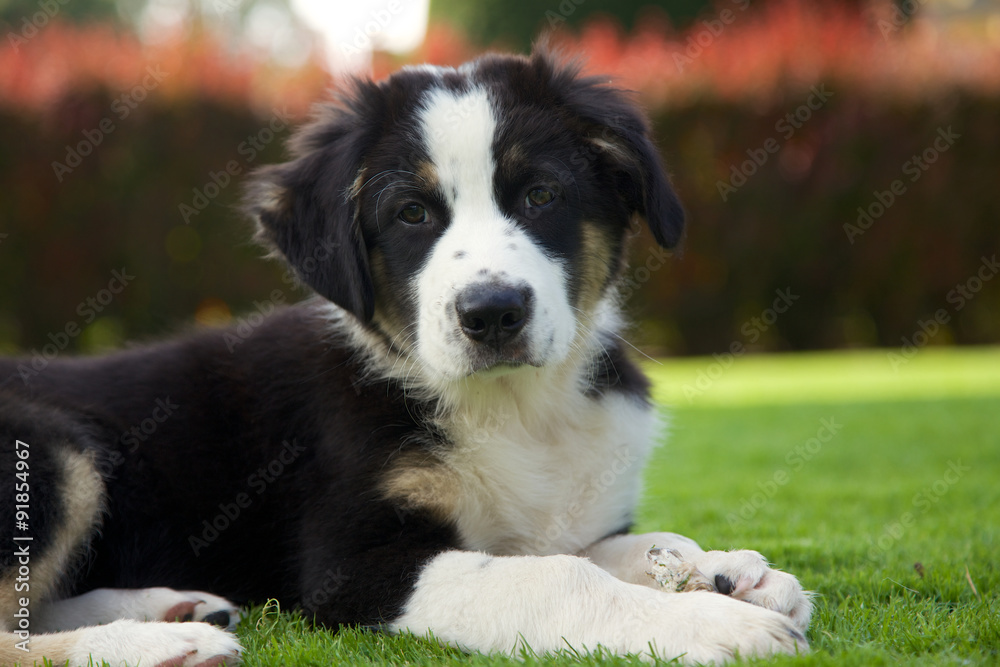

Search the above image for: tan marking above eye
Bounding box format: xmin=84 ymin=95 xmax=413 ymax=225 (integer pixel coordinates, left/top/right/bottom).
xmin=415 ymin=161 xmax=440 ymax=190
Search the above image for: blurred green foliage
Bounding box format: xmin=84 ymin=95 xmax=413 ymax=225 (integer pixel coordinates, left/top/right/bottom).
xmin=0 ymin=0 xmax=124 ymax=27
xmin=430 ymin=0 xmax=710 ymax=50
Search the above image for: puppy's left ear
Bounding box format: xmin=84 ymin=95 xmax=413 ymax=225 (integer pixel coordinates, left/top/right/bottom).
xmin=245 ymin=86 xmax=378 ymax=321
xmin=536 ymin=50 xmax=685 ymax=249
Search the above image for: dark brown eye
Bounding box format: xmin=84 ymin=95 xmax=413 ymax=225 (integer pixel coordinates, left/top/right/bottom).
xmin=398 ymin=203 xmax=428 ymax=225
xmin=525 ymin=187 xmax=555 ymax=209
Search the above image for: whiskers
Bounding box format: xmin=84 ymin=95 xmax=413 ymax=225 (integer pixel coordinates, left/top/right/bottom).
xmin=570 ymin=303 xmax=660 ymax=367
xmin=358 ymin=169 xmax=425 ymax=232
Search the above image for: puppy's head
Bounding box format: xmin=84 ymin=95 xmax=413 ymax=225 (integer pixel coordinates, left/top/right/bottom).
xmin=248 ymin=50 xmax=683 ymax=385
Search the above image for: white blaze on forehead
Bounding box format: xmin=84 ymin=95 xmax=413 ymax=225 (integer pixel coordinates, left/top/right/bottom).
xmin=418 ymin=86 xmax=498 ymax=215
xmin=415 ymin=85 xmax=519 ymax=277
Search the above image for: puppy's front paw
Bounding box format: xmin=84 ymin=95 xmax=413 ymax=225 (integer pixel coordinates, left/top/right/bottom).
xmin=694 ymin=550 xmax=813 ymax=632
xmin=624 ymin=589 xmax=808 ymax=664
xmin=141 ymin=587 xmax=242 ymax=631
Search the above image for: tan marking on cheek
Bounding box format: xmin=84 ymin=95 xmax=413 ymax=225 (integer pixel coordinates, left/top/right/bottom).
xmin=369 ymin=247 xmax=389 ymax=289
xmin=369 ymin=249 xmax=412 ymax=349
xmin=576 ymin=222 xmax=616 ymax=312
xmin=380 ymin=453 xmax=460 ymax=524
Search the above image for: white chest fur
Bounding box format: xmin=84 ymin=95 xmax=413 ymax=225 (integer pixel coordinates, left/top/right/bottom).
xmin=432 ymin=373 xmax=661 ymax=556
xmin=340 ymin=300 xmax=663 ymax=558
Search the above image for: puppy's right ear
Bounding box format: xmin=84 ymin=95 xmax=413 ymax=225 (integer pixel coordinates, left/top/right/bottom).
xmin=531 ymin=48 xmax=685 ymax=250
xmin=246 ymin=87 xmax=378 ymax=321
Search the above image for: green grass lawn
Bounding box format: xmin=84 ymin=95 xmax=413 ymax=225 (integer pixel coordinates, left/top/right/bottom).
xmin=236 ymin=347 xmax=1000 ymax=666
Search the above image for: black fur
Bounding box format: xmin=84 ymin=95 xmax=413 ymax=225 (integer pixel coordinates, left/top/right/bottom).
xmin=1 ymin=306 xmax=459 ymax=624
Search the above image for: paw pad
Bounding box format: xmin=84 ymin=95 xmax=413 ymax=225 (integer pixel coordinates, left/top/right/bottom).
xmin=163 ymin=600 xmax=202 ymax=623
xmin=201 ymin=610 xmax=232 ymax=628
xmin=714 ymin=574 xmax=734 ymax=595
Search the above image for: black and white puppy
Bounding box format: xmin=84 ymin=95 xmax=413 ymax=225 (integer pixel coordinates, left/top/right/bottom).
xmin=0 ymin=49 xmax=811 ymax=666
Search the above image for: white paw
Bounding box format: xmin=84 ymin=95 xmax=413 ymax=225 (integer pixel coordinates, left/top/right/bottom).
xmin=134 ymin=588 xmax=241 ymax=631
xmin=620 ymin=588 xmax=808 ymax=664
xmin=693 ymin=550 xmax=813 ymax=632
xmin=68 ymin=619 xmax=242 ymax=667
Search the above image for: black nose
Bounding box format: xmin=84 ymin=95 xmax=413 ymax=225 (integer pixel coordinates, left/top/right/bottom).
xmin=456 ymin=284 xmax=530 ymax=347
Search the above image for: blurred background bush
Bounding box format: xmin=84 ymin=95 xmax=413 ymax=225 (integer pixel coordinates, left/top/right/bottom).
xmin=1 ymin=0 xmax=998 ymax=357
